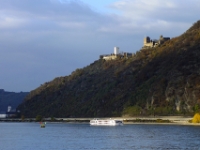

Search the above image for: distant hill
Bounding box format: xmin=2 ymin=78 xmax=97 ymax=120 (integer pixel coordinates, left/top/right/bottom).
xmin=18 ymin=20 xmax=200 ymax=118
xmin=0 ymin=89 xmax=29 ymax=112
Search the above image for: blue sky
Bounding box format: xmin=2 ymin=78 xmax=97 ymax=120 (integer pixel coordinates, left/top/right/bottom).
xmin=0 ymin=0 xmax=200 ymax=92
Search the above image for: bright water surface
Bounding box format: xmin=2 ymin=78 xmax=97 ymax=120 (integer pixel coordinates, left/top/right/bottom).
xmin=0 ymin=122 xmax=200 ymax=150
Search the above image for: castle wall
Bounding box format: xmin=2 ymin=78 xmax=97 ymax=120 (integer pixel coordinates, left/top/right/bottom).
xmin=144 ymin=36 xmax=150 ymax=45
xmin=144 ymin=42 xmax=154 ymax=47
xmin=144 ymin=35 xmax=170 ymax=48
xmin=103 ymin=55 xmax=117 ymax=60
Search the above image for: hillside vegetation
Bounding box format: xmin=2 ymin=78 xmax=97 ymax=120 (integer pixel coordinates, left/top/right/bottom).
xmin=18 ymin=21 xmax=200 ymax=118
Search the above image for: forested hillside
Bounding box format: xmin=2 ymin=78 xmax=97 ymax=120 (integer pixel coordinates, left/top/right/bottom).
xmin=18 ymin=20 xmax=200 ymax=118
xmin=0 ymin=89 xmax=29 ymax=112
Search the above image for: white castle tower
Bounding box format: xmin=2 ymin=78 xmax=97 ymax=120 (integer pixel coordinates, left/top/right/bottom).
xmin=114 ymin=47 xmax=119 ymax=55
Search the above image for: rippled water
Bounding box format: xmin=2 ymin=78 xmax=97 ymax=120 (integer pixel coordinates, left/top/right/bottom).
xmin=0 ymin=122 xmax=200 ymax=150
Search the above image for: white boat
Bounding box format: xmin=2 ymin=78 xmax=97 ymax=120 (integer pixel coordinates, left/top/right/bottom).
xmin=90 ymin=118 xmax=123 ymax=126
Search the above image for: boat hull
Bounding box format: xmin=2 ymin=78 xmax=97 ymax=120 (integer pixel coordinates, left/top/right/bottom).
xmin=90 ymin=119 xmax=123 ymax=126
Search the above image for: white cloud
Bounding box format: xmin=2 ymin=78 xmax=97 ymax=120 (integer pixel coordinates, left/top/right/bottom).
xmin=103 ymin=0 xmax=199 ymax=36
xmin=111 ymin=0 xmax=187 ymax=19
xmin=0 ymin=15 xmax=28 ymax=29
xmin=58 ymin=21 xmax=86 ymax=28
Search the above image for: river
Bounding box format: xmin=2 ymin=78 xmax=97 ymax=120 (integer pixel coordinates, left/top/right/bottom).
xmin=0 ymin=122 xmax=200 ymax=149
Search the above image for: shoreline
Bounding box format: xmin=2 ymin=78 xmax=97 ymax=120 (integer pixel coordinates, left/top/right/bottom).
xmin=0 ymin=116 xmax=198 ymax=125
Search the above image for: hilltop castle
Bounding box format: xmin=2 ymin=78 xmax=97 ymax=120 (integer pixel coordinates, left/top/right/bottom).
xmin=143 ymin=35 xmax=170 ymax=48
xmin=100 ymin=35 xmax=170 ymax=60
xmin=100 ymin=47 xmax=134 ymax=61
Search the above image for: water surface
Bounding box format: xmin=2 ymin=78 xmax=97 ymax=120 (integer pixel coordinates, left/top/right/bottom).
xmin=0 ymin=122 xmax=200 ymax=150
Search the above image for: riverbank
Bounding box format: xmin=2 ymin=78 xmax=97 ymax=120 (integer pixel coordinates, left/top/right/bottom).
xmin=0 ymin=116 xmax=195 ymax=125
xmin=123 ymin=116 xmax=193 ymax=124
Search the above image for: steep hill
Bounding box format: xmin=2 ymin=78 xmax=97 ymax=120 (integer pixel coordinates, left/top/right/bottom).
xmin=0 ymin=89 xmax=29 ymax=112
xmin=18 ymin=21 xmax=200 ymax=118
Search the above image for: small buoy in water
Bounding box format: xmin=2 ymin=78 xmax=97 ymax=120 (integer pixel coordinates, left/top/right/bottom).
xmin=40 ymin=122 xmax=46 ymax=128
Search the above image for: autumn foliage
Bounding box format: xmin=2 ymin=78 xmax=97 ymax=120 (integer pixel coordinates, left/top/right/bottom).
xmin=192 ymin=113 xmax=200 ymax=123
xmin=18 ymin=20 xmax=200 ymax=118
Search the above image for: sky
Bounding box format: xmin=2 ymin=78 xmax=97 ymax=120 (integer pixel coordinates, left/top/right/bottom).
xmin=0 ymin=0 xmax=200 ymax=92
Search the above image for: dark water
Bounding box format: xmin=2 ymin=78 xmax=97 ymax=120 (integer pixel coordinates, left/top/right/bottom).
xmin=0 ymin=123 xmax=200 ymax=150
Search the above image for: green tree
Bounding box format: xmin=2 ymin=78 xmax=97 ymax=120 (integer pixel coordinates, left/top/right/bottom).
xmin=123 ymin=105 xmax=141 ymax=116
xmin=35 ymin=115 xmax=43 ymax=122
xmin=21 ymin=115 xmax=25 ymax=121
xmin=194 ymin=104 xmax=199 ymax=113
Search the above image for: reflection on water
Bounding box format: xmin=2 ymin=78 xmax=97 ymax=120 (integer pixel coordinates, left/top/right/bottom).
xmin=0 ymin=122 xmax=200 ymax=150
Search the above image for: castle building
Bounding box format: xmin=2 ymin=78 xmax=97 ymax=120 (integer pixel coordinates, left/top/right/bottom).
xmin=143 ymin=35 xmax=170 ymax=48
xmin=100 ymin=47 xmax=134 ymax=60
xmin=99 ymin=34 xmax=170 ymax=61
